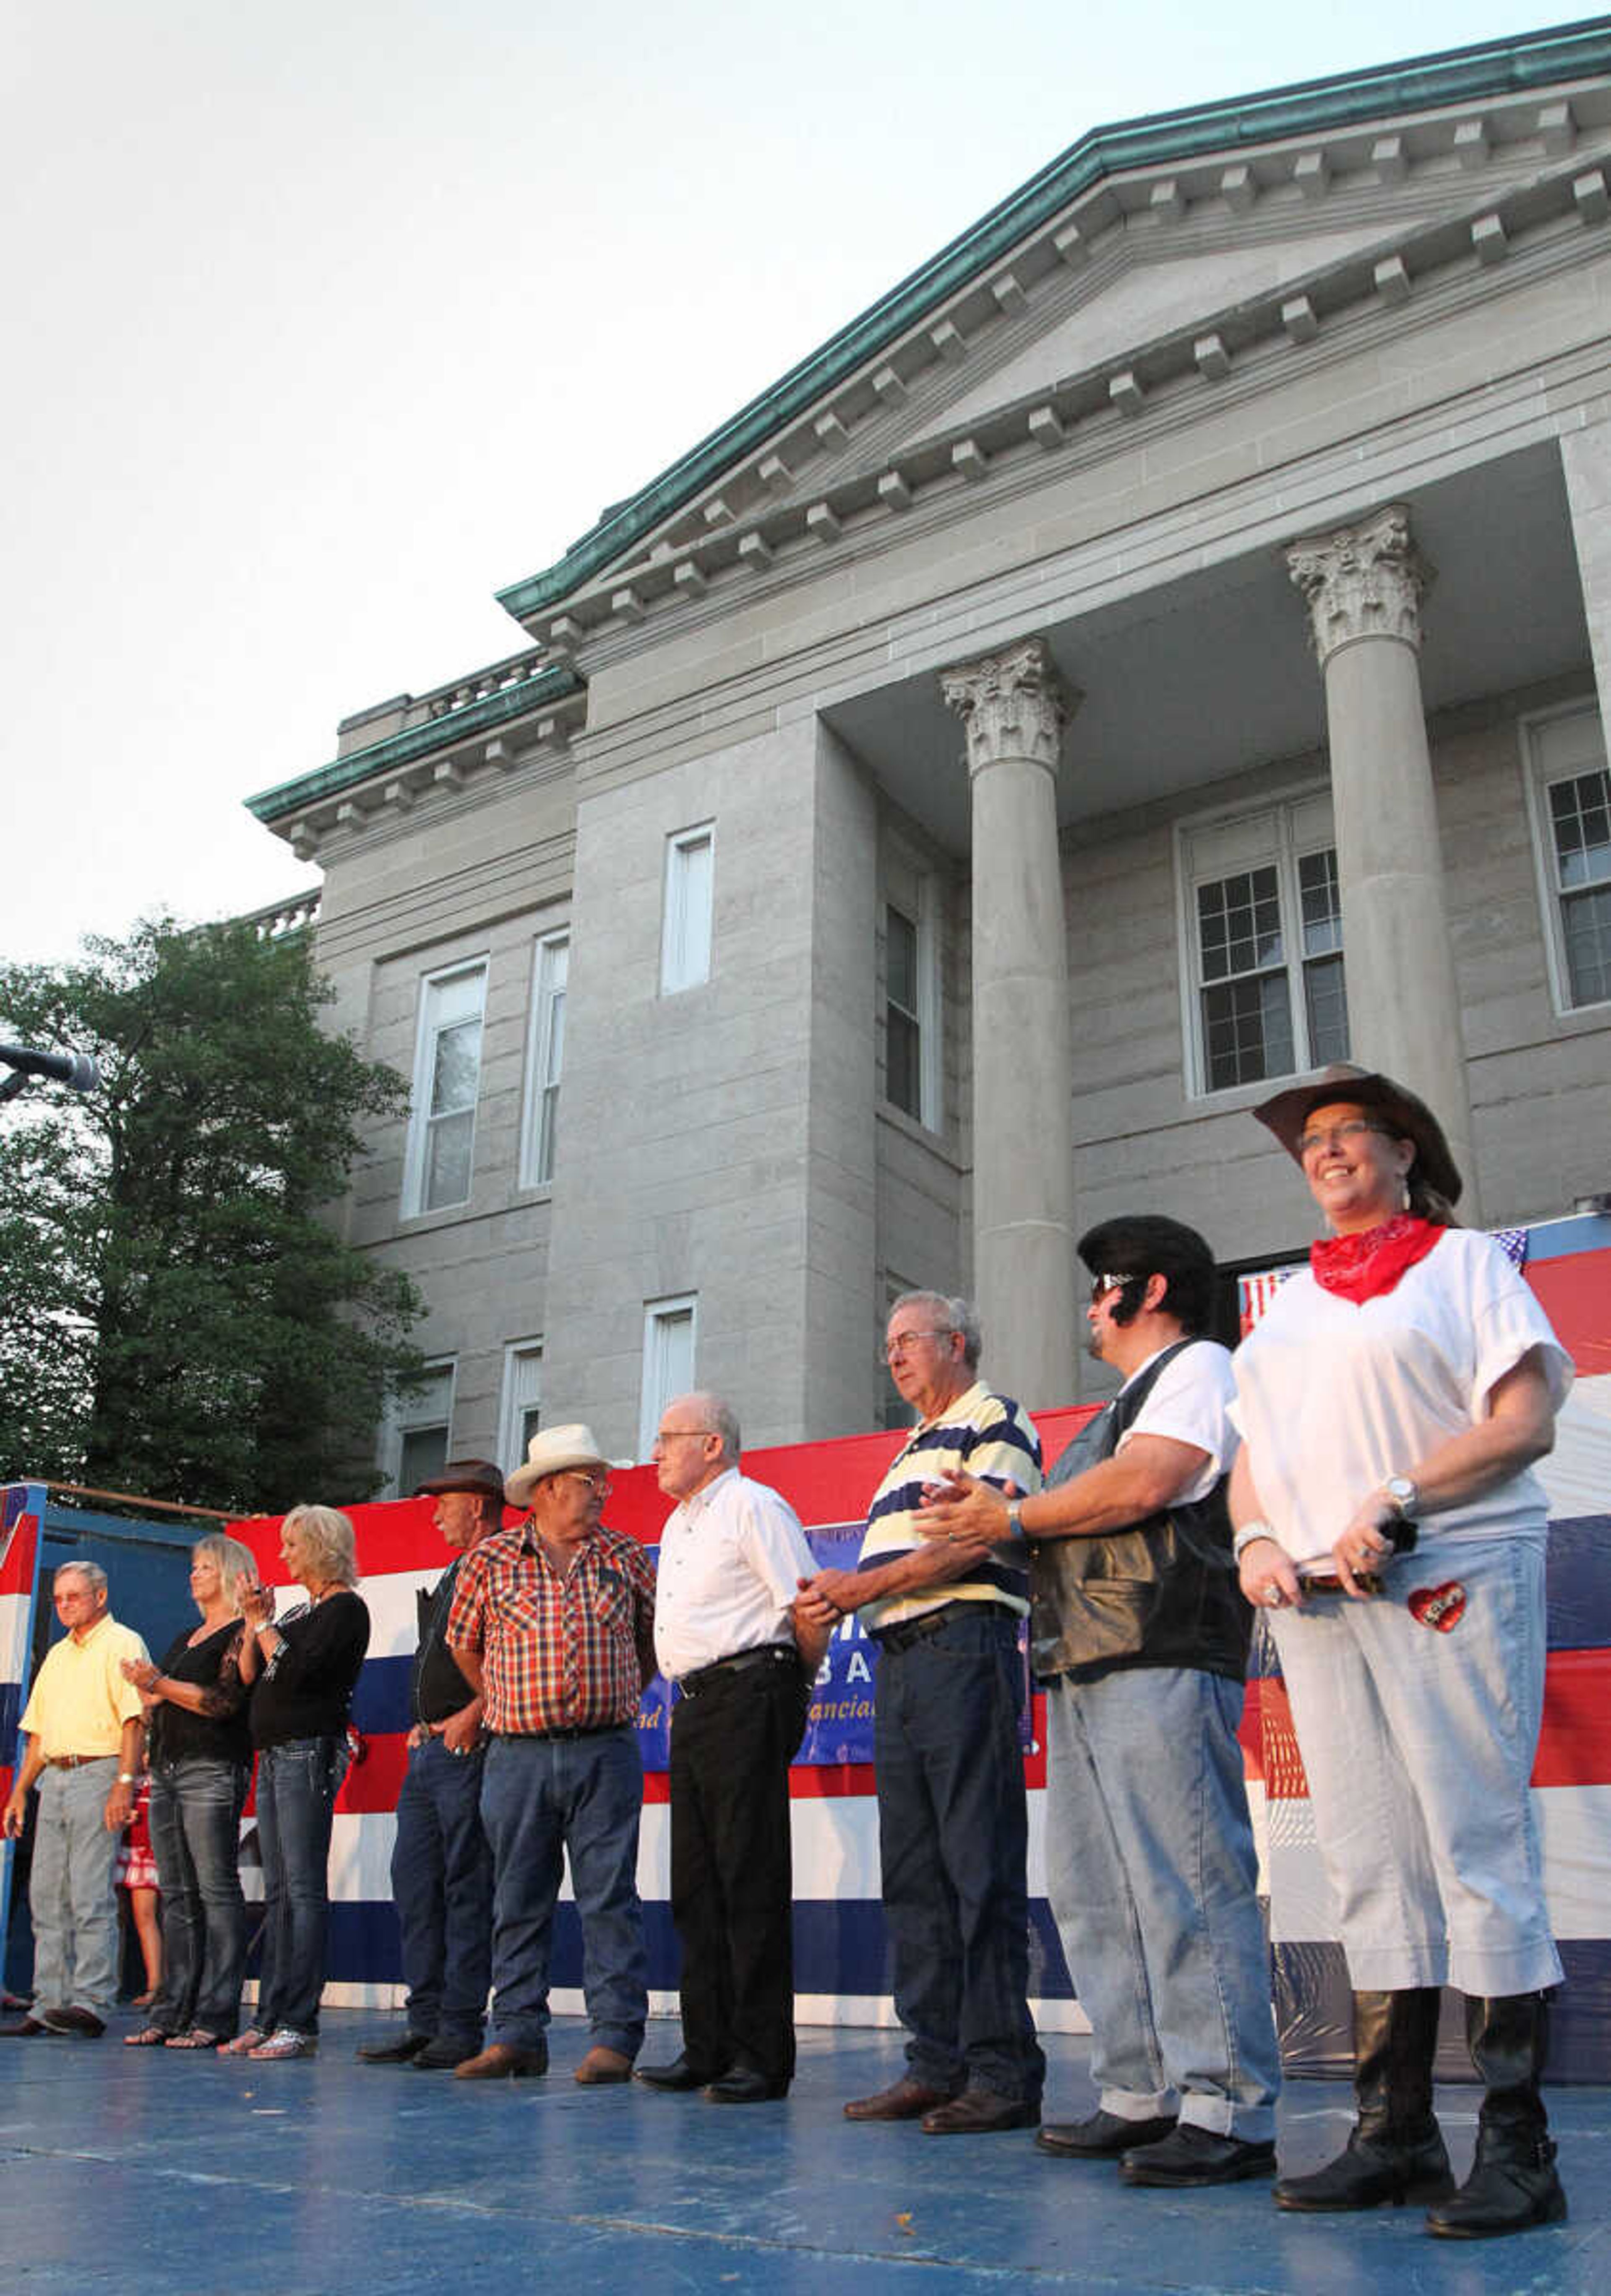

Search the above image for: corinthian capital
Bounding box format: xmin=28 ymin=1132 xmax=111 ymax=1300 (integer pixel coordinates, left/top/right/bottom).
xmin=939 ymin=636 xmax=1079 ymax=776
xmin=1285 ymin=504 xmax=1435 ymax=665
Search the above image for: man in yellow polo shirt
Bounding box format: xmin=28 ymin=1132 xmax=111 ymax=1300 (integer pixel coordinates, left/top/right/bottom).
xmin=2 ymin=1560 xmax=148 ymax=2038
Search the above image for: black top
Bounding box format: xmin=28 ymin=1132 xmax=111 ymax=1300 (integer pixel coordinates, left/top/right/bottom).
xmin=147 ymin=1619 xmax=253 ymax=1769
xmin=411 ymin=1560 xmax=477 ymax=1727
xmin=249 ymin=1590 xmax=370 ymax=1750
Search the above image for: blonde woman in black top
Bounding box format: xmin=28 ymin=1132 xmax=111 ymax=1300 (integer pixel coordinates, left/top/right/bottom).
xmin=120 ymin=1532 xmax=258 ymax=2048
xmin=224 ymin=1505 xmax=370 ymax=2062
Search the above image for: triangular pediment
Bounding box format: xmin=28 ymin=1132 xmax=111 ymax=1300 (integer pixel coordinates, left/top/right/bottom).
xmin=891 ymin=224 xmax=1427 ymax=457
xmin=489 ymin=23 xmax=1611 ymax=644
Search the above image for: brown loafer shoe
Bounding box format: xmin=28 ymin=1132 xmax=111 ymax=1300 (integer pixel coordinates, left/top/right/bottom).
xmin=453 ymin=2041 xmax=548 ymax=2080
xmin=0 ymin=2016 xmax=55 ymax=2038
xmin=574 ymin=2046 xmax=634 ymax=2085
xmin=921 ymin=2086 xmax=1040 ymax=2134
xmin=40 ymin=2005 xmax=106 ymax=2038
xmin=844 ymin=2075 xmax=959 ymax=2122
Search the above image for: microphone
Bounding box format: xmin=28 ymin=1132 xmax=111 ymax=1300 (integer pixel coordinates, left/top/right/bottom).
xmin=0 ymin=1042 xmax=101 ymax=1093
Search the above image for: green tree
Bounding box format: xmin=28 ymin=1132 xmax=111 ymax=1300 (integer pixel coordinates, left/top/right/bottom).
xmin=0 ymin=916 xmax=426 ymax=1510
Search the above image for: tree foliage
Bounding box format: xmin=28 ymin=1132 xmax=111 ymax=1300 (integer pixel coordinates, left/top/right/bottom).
xmin=0 ymin=917 xmax=425 ymax=1511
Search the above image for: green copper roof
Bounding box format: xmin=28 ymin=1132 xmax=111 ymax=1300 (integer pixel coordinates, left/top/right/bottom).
xmin=495 ymin=17 xmax=1611 ymax=624
xmin=246 ymin=663 xmax=581 ymax=825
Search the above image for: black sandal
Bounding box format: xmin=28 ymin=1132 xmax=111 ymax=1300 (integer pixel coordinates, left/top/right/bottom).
xmin=123 ymin=2025 xmax=171 ymax=2046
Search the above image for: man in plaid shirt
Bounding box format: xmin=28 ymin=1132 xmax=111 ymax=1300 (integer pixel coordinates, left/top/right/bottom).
xmin=446 ymin=1423 xmax=656 ymax=2082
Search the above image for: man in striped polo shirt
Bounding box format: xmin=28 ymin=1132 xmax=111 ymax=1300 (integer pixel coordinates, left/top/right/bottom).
xmin=795 ymin=1290 xmax=1044 ymax=2133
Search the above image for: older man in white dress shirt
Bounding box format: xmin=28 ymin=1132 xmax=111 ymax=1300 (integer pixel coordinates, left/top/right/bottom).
xmin=634 ymin=1392 xmax=828 ymax=2103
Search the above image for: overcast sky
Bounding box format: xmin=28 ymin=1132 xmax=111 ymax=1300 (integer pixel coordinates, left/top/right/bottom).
xmin=1 ymin=1 xmax=1586 ymax=969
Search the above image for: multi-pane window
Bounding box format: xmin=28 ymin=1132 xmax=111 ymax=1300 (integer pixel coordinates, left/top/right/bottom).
xmin=881 ymin=853 xmax=941 ymax=1128
xmin=385 ymin=1361 xmax=455 ymax=1496
xmin=639 ymin=1294 xmax=696 ymax=1459
xmin=519 ymin=930 xmax=568 ymax=1188
xmin=1527 ymin=707 xmax=1611 ymax=1011
xmin=403 ymin=960 xmax=487 ymax=1215
xmin=499 ymin=1342 xmax=543 ymax=1473
xmin=1181 ymin=797 xmax=1349 ymax=1094
xmin=661 ymin=824 xmax=714 ymax=993
xmin=885 ymin=904 xmax=922 ymax=1118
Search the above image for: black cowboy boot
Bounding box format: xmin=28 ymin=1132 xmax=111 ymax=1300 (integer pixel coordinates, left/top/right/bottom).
xmin=1275 ymin=1988 xmax=1453 ymax=2210
xmin=1426 ymin=1991 xmax=1567 ymax=2239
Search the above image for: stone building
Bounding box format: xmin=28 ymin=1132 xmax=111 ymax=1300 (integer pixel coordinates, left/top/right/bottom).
xmin=250 ymin=23 xmax=1611 ymax=1488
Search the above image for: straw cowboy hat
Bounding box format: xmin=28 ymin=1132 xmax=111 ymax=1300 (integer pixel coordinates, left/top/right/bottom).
xmin=504 ymin=1423 xmax=612 ymax=1509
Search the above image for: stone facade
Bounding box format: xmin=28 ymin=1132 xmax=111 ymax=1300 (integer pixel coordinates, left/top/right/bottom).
xmin=250 ymin=27 xmax=1611 ymax=1480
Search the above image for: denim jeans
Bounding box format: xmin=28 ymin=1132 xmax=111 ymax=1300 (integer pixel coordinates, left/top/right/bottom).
xmin=873 ymin=1604 xmax=1044 ymax=2103
xmin=254 ymin=1736 xmax=345 ymax=2036
xmin=1271 ymin=1535 xmax=1563 ymax=1997
xmin=1044 ymin=1667 xmax=1280 ymax=2139
xmin=479 ymin=1728 xmax=647 ymax=2057
xmin=392 ymin=1736 xmax=493 ymax=2045
xmin=29 ymin=1759 xmax=121 ymax=2014
xmin=146 ymin=1757 xmax=249 ymax=2038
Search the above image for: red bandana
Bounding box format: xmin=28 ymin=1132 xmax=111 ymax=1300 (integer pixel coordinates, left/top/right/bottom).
xmin=1310 ymin=1214 xmax=1443 ymax=1304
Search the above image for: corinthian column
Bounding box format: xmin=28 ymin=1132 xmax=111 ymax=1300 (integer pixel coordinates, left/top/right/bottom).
xmin=1285 ymin=504 xmax=1478 ymax=1216
xmin=940 ymin=636 xmax=1079 ymax=1410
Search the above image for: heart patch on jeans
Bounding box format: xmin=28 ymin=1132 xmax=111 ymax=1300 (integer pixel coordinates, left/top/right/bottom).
xmin=1408 ymin=1581 xmax=1467 ymax=1633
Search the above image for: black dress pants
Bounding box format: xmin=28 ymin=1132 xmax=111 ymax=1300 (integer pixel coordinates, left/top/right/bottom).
xmin=668 ymin=1653 xmax=810 ymax=2085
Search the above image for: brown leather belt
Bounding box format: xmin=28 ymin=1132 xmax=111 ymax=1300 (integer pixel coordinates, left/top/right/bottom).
xmin=44 ymin=1753 xmax=117 ymax=1769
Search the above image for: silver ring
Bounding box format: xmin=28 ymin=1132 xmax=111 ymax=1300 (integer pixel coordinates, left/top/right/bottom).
xmin=1262 ymin=1587 xmax=1281 ymax=1608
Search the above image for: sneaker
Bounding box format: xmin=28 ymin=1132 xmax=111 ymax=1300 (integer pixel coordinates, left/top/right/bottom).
xmin=248 ymin=2028 xmax=319 ymax=2060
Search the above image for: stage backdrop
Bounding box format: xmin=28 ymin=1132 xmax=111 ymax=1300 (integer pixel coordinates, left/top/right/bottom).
xmin=5 ymin=1213 xmax=1607 ymax=2067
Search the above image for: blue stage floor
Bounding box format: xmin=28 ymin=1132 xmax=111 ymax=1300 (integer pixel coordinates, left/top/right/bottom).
xmin=3 ymin=2012 xmax=1608 ymax=2292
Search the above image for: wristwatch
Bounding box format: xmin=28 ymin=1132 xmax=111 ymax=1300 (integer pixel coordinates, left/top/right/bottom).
xmin=1233 ymin=1520 xmax=1277 ymax=1559
xmin=1005 ymin=1498 xmax=1023 ymax=1537
xmin=1383 ymin=1476 xmax=1418 ymax=1520
xmin=117 ymin=1772 xmax=137 ymax=1785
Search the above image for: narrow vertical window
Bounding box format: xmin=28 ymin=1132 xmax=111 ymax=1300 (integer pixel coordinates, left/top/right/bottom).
xmin=1524 ymin=706 xmax=1611 ymax=1013
xmin=383 ymin=1361 xmax=456 ymax=1496
xmin=403 ymin=961 xmax=487 ymax=1215
xmin=519 ymin=930 xmax=569 ymax=1187
xmin=661 ymin=824 xmax=714 ymax=993
xmin=639 ymin=1294 xmax=697 ymax=1458
xmin=499 ymin=1341 xmax=544 ymax=1471
xmin=885 ymin=903 xmax=922 ymax=1118
xmin=881 ymin=862 xmax=941 ymax=1127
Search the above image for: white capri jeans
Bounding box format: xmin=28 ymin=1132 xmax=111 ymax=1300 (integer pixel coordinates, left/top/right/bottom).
xmin=1270 ymin=1533 xmax=1563 ymax=1998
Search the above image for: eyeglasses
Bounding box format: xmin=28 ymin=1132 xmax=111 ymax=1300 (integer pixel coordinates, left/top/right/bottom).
xmin=654 ymin=1428 xmax=710 ymax=1446
xmin=1089 ymin=1273 xmax=1135 ymax=1303
xmin=1297 ymin=1119 xmax=1393 ymax=1160
xmin=884 ymin=1328 xmax=954 ymax=1362
xmin=558 ymin=1470 xmax=611 ymax=1498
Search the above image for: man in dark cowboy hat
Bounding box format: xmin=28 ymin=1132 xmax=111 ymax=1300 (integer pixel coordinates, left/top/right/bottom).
xmin=358 ymin=1458 xmax=504 ymax=2072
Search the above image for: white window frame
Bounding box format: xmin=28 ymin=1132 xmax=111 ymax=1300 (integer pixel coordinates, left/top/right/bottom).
xmin=638 ymin=1293 xmax=697 ymax=1459
xmin=378 ymin=1358 xmax=456 ymax=1499
xmin=1522 ymin=701 xmax=1611 ymax=1017
xmin=400 ymin=957 xmax=488 ymax=1217
xmin=1176 ymin=788 xmax=1348 ymax=1098
xmin=518 ymin=928 xmax=569 ymax=1189
xmin=660 ymin=822 xmax=714 ymax=994
xmin=881 ymin=854 xmax=942 ymax=1130
xmin=498 ymin=1340 xmax=544 ymax=1474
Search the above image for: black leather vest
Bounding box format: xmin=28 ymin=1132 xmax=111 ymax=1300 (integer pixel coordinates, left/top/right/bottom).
xmin=1029 ymin=1340 xmax=1250 ymax=1686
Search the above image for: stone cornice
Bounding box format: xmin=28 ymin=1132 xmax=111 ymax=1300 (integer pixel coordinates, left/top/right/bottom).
xmin=248 ymin=662 xmax=584 ymax=846
xmin=514 ymin=149 xmax=1611 ymax=673
xmin=495 ymin=22 xmax=1611 ymax=628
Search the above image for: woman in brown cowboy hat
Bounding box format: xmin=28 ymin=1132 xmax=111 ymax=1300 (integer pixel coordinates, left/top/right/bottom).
xmin=1229 ymin=1063 xmax=1572 ymax=2241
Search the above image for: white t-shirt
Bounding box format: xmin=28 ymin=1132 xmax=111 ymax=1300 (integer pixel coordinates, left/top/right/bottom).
xmin=1113 ymin=1340 xmax=1238 ymax=1504
xmin=1231 ymin=1228 xmax=1572 ymax=1565
xmin=653 ymin=1466 xmax=817 ymax=1681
